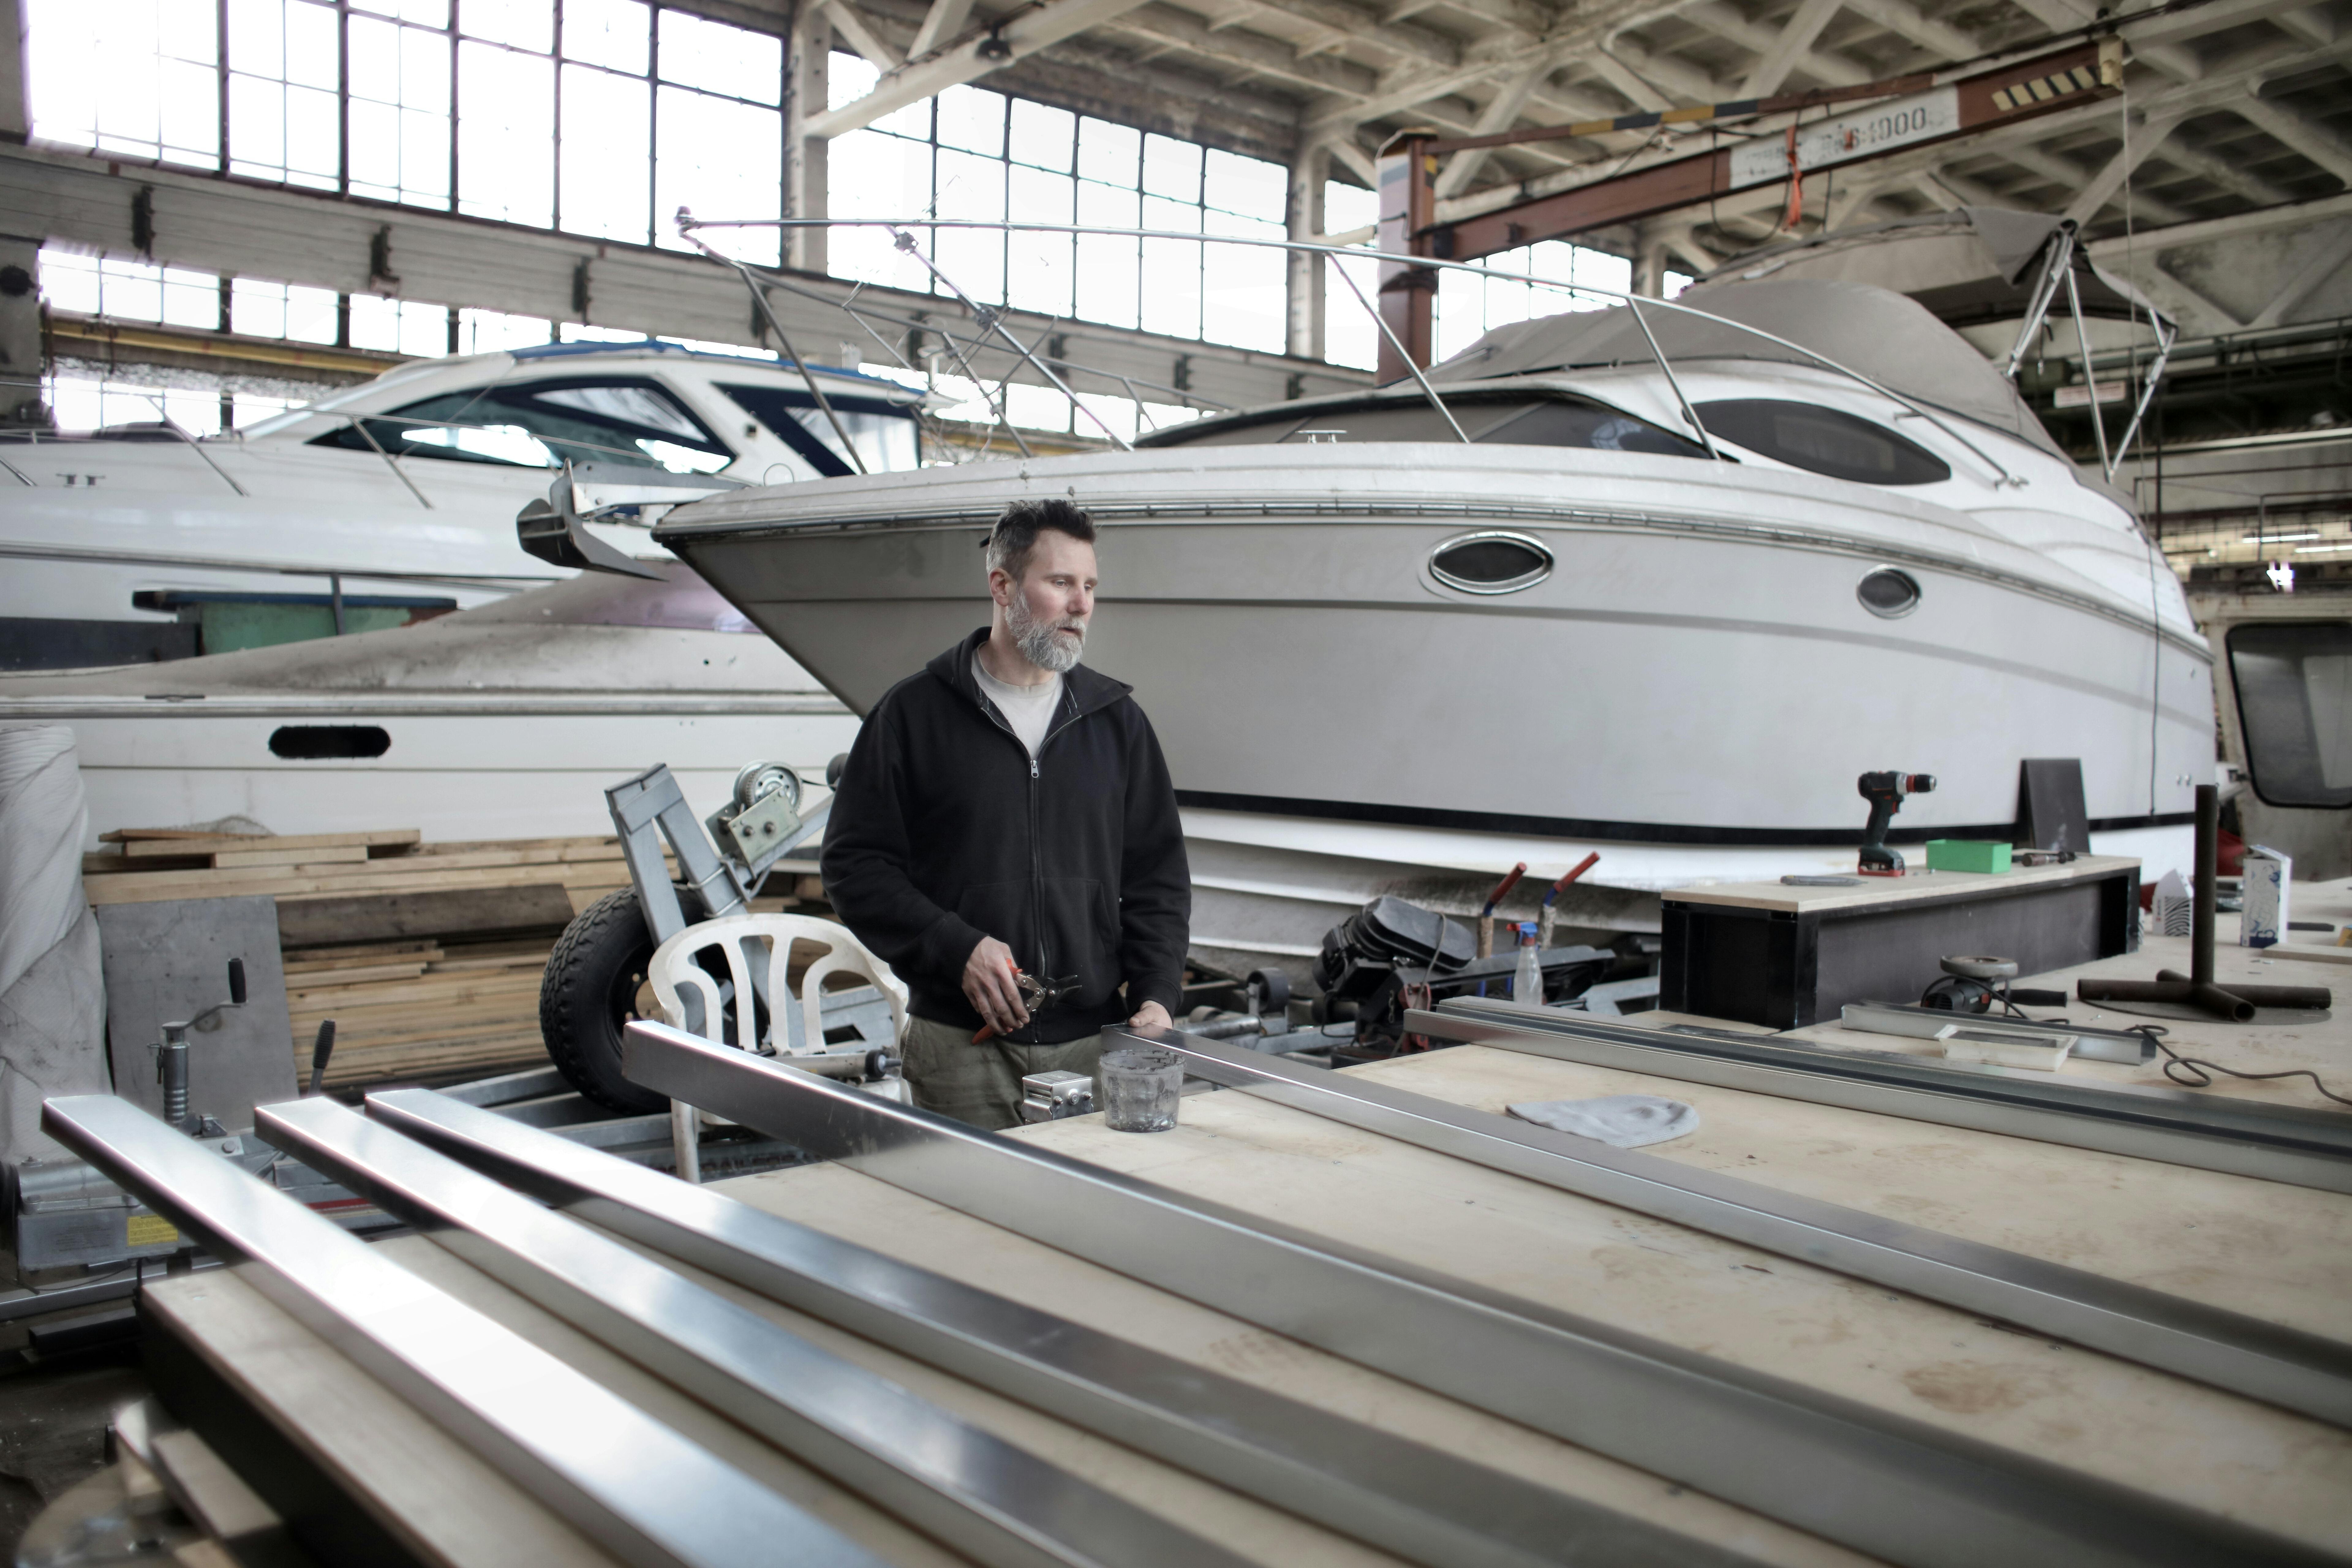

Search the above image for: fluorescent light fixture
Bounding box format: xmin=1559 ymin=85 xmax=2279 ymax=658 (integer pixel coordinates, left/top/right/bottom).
xmin=2294 ymin=542 xmax=2352 ymax=554
xmin=2243 ymin=532 xmax=2322 ymax=542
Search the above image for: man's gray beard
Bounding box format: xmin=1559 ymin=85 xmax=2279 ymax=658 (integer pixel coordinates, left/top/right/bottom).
xmin=1007 ymin=597 xmax=1086 ymax=673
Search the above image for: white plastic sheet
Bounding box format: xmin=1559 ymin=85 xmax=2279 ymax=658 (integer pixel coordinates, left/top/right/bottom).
xmin=0 ymin=727 xmax=111 ymax=1161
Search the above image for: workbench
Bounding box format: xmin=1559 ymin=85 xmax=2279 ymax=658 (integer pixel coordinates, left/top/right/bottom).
xmin=118 ymin=888 xmax=2352 ymax=1566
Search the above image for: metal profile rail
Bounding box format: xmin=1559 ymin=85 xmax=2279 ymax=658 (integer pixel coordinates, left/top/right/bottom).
xmin=359 ymin=1086 xmax=1745 ymax=1568
xmin=37 ymin=1095 xmax=885 ymax=1568
xmin=252 ymin=1096 xmax=1245 ymax=1568
xmin=1137 ymin=1029 xmax=2352 ymax=1427
xmin=621 ymin=1021 xmax=2330 ymax=1568
xmin=1418 ymin=999 xmax=2352 ymax=1195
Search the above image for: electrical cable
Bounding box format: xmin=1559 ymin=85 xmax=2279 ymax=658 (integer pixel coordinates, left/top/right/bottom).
xmin=2124 ymin=1022 xmax=2352 ymax=1108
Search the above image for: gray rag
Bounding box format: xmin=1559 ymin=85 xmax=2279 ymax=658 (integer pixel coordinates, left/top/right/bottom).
xmin=1506 ymin=1093 xmax=1700 ymax=1148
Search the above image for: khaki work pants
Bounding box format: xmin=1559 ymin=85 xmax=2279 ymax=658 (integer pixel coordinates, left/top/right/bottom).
xmin=900 ymin=1014 xmax=1105 ymax=1132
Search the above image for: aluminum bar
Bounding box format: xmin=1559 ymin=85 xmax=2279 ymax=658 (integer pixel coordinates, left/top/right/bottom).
xmin=620 ymin=1021 xmax=2327 ymax=1568
xmin=1138 ymin=1029 xmax=2352 ymax=1427
xmin=253 ymin=1096 xmax=1241 ymax=1568
xmin=38 ymin=1095 xmax=881 ymax=1568
xmin=1420 ymin=1001 xmax=2352 ymax=1195
xmin=362 ymin=1086 xmax=1741 ymax=1568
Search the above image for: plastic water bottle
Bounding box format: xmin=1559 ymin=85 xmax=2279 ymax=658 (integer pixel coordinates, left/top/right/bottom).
xmin=1513 ymin=921 xmax=1543 ymax=1005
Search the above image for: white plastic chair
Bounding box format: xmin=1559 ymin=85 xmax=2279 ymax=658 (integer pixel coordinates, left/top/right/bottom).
xmin=647 ymin=913 xmax=910 ymax=1182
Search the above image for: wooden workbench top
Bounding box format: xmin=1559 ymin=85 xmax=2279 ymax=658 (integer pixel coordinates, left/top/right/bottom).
xmin=135 ymin=891 xmax=2352 ymax=1565
xmin=1660 ymin=854 xmax=2140 ymax=914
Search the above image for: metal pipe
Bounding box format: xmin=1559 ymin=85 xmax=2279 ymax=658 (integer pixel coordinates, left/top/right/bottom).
xmin=39 ymin=1094 xmax=884 ymax=1568
xmin=2194 ymin=781 xmax=2218 ymax=987
xmin=257 ymin=1096 xmax=1245 ymax=1568
xmin=1327 ymin=260 xmax=1470 ymax=443
xmin=1626 ymin=296 xmax=1722 ymax=460
xmin=1134 ymin=1029 xmax=2352 ymax=1428
xmin=2155 ymin=970 xmax=2332 ymax=1008
xmin=1419 ymin=1002 xmax=2352 ymax=1194
xmin=617 ymin=1020 xmax=2315 ymax=1568
xmin=677 ymin=232 xmax=870 ymax=476
xmin=363 ymin=1087 xmax=1743 ymax=1568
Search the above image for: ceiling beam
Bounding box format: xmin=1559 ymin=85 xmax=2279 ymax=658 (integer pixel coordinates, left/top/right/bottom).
xmin=2084 ymin=189 xmax=2352 ymax=255
xmin=1740 ymin=0 xmax=1848 ymax=97
xmin=1434 ymin=54 xmax=1560 ymax=197
xmin=823 ymin=0 xmax=907 ymax=72
xmin=907 ymin=0 xmax=979 ymax=59
xmin=806 ymin=0 xmax=1156 ymax=138
xmin=2248 ymin=219 xmax=2352 ymax=325
xmin=2062 ymin=111 xmax=2187 ymax=224
xmin=1835 ymin=0 xmax=1981 ymax=62
xmin=1679 ymin=0 xmax=1869 ymax=89
xmin=2231 ymin=98 xmax=2352 ymax=186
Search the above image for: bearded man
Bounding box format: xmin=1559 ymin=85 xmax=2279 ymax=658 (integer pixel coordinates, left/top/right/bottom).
xmin=820 ymin=497 xmax=1191 ymax=1130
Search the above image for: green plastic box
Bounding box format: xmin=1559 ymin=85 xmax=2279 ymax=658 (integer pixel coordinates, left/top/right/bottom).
xmin=1924 ymin=839 xmax=2013 ymax=874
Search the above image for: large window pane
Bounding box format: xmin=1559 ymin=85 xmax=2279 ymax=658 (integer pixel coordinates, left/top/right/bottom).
xmin=1076 ymin=117 xmax=1137 ymax=187
xmin=2230 ymin=623 xmax=2352 ymax=808
xmin=561 ymin=65 xmax=650 ymax=242
xmin=462 ymin=0 xmax=552 ymax=52
xmin=654 ymin=88 xmax=779 ymax=260
xmin=458 ymin=41 xmax=553 ymax=225
xmin=658 ymin=10 xmax=780 ymax=104
xmin=350 ymin=295 xmax=450 ymax=355
xmin=1205 ymin=148 xmax=1284 ymax=224
xmin=227 ymin=0 xmax=340 ymax=188
xmin=934 ymin=149 xmax=1006 ymax=304
xmin=1009 ymin=99 xmax=1073 ymax=172
xmin=1074 ymin=181 xmax=1137 ymax=329
xmin=1140 ymin=133 xmax=1200 ymax=202
xmin=830 ymin=130 xmax=933 ymax=292
xmin=936 ymin=85 xmax=1004 ymax=156
xmin=1203 ymin=209 xmax=1283 ymax=352
xmin=349 ymin=17 xmax=451 ymax=207
xmin=1007 ymin=165 xmax=1073 ymax=318
xmin=1139 ymin=195 xmax=1199 ymax=339
xmin=564 ymin=0 xmax=648 ymax=73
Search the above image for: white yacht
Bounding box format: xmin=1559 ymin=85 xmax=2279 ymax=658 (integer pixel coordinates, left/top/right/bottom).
xmin=0 ymin=561 xmax=855 ymax=849
xmin=0 ymin=341 xmax=923 ymax=670
xmin=652 ymin=274 xmax=2210 ymax=979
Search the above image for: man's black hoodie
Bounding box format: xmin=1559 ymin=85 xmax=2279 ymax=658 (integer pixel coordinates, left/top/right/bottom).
xmin=821 ymin=629 xmax=1190 ymax=1043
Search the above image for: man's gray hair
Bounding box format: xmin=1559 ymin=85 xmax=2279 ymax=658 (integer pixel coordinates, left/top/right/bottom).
xmin=986 ymin=498 xmax=1097 ymax=581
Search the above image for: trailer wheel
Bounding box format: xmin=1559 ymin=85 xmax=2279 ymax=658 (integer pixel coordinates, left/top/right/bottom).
xmin=541 ymin=888 xmax=670 ymax=1115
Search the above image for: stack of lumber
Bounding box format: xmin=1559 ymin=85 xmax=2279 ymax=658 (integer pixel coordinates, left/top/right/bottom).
xmin=82 ymin=826 xmax=824 ymax=1093
xmin=280 ymin=936 xmax=556 ymax=1089
xmin=82 ymin=829 xmax=641 ymax=913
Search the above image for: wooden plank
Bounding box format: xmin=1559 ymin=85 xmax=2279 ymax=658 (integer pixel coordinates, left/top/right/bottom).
xmin=103 ymin=828 xmax=268 ymax=843
xmin=286 ymin=973 xmax=543 ymax=1010
xmin=275 ymin=962 xmax=430 ymax=988
xmin=123 ymin=829 xmax=420 ymax=858
xmin=89 ymin=862 xmax=620 ymax=907
xmin=344 ymin=847 xmax=629 ymax=873
xmin=212 ymin=844 xmax=372 ymax=869
xmin=281 ymin=942 xmax=444 ymax=969
xmin=271 ymin=886 xmax=577 ymax=946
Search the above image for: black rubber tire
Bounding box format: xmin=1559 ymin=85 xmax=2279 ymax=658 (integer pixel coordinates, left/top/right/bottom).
xmin=541 ymin=888 xmax=669 ymax=1115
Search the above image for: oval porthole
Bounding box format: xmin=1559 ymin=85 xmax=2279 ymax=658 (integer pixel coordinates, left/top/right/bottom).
xmin=1856 ymin=567 xmax=1921 ymax=619
xmin=1429 ymin=531 xmax=1553 ymax=595
xmin=269 ymin=725 xmax=391 ymax=760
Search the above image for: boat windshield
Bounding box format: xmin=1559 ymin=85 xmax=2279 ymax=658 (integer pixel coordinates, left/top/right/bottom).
xmin=307 ymin=376 xmax=736 ymax=472
xmin=1140 ymin=391 xmax=1708 ymax=457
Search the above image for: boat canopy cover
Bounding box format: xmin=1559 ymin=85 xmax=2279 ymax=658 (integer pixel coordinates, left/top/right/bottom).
xmin=1686 ymin=207 xmax=2170 ymax=331
xmin=1430 ymin=277 xmax=2067 ymax=457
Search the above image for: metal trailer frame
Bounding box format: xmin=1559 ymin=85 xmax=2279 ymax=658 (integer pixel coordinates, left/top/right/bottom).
xmin=1415 ymin=999 xmax=2352 ymax=1194
xmin=620 ymin=1020 xmax=2330 ymax=1568
xmin=253 ymin=1096 xmax=1248 ymax=1568
xmin=39 ymin=1095 xmax=888 ymax=1568
xmin=1137 ymin=1029 xmax=2352 ymax=1427
xmin=360 ymin=1084 xmax=1753 ymax=1568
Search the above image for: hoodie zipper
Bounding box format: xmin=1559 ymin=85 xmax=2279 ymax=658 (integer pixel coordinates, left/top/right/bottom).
xmin=975 ymin=684 xmax=1069 ymax=1032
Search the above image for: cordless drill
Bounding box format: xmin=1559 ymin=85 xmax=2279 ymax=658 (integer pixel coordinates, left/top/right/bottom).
xmin=1857 ymin=771 xmax=1935 ymax=876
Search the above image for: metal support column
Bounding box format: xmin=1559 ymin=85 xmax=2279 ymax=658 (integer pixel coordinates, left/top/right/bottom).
xmin=785 ymin=2 xmax=831 ymax=277
xmin=1285 ymin=145 xmax=1327 ymax=364
xmin=1372 ymin=135 xmax=1436 ymax=386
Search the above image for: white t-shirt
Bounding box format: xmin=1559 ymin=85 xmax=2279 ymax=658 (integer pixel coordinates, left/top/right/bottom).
xmin=973 ymin=653 xmax=1063 ymax=758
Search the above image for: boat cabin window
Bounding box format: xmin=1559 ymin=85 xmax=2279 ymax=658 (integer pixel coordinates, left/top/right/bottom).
xmin=308 ymin=377 xmax=733 ymax=473
xmin=718 ymin=384 xmax=921 ymax=478
xmin=1694 ymin=399 xmax=1950 ymax=486
xmin=1140 ymin=394 xmax=1708 ymax=458
xmin=2227 ymin=622 xmax=2352 ymax=809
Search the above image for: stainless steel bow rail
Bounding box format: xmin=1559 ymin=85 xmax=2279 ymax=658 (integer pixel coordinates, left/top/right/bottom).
xmin=37 ymin=1095 xmax=886 ymax=1568
xmin=252 ymin=1095 xmax=1240 ymax=1568
xmin=1417 ymin=998 xmax=2352 ymax=1195
xmin=359 ymin=1086 xmax=1744 ymax=1568
xmin=620 ymin=1020 xmax=2329 ymax=1568
xmin=1135 ymin=1028 xmax=2352 ymax=1428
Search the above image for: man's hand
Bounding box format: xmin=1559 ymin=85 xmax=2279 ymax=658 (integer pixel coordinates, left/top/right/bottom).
xmin=1129 ymin=999 xmax=1172 ymax=1031
xmin=962 ymin=937 xmax=1029 ymax=1035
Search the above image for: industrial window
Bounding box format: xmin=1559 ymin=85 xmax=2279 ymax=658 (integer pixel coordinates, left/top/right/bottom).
xmin=828 ymin=55 xmax=1290 ymax=394
xmin=1694 ymin=399 xmax=1951 ymax=486
xmin=26 ymin=0 xmax=784 ymax=258
xmin=2228 ymin=622 xmax=2352 ymax=809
